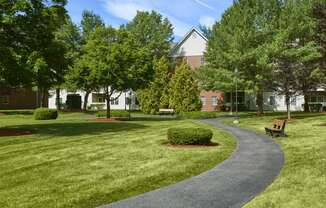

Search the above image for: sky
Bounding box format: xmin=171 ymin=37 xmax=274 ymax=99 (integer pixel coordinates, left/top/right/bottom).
xmin=66 ymin=0 xmax=234 ymax=40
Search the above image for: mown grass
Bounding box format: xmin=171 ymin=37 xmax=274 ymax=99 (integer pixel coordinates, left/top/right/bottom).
xmin=225 ymin=112 xmax=326 ymax=208
xmin=0 ymin=113 xmax=235 ymax=208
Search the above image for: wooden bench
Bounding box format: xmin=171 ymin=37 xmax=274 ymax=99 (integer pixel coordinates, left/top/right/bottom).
xmin=159 ymin=109 xmax=175 ymax=115
xmin=265 ymin=119 xmax=286 ymax=137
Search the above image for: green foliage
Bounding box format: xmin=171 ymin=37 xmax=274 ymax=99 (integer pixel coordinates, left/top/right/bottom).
xmin=169 ymin=61 xmax=201 ymax=113
xmin=96 ymin=110 xmax=129 ymax=118
xmin=137 ymin=57 xmax=171 ymax=114
xmin=177 ymin=111 xmax=222 ymax=119
xmin=167 ymin=128 xmax=213 ymax=145
xmin=66 ymin=94 xmax=82 ymax=110
xmin=34 ymin=108 xmax=58 ymax=120
xmin=125 ymin=11 xmax=174 ymax=90
xmin=0 ymin=0 xmax=67 ymax=88
xmin=80 ymin=10 xmax=104 ymax=42
xmin=197 ymin=65 xmax=245 ymax=92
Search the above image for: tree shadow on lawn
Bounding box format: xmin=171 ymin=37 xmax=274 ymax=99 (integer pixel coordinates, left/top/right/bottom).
xmin=239 ymin=111 xmax=326 ymax=120
xmin=3 ymin=122 xmax=148 ymax=137
xmin=119 ymin=116 xmax=178 ymax=122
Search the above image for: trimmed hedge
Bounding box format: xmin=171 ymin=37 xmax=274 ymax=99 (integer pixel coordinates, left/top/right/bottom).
xmin=34 ymin=108 xmax=58 ymax=120
xmin=177 ymin=111 xmax=221 ymax=119
xmin=96 ymin=110 xmax=129 ymax=118
xmin=167 ymin=128 xmax=213 ymax=145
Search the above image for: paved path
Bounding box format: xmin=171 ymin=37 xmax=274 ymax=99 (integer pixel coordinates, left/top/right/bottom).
xmin=99 ymin=118 xmax=284 ymax=208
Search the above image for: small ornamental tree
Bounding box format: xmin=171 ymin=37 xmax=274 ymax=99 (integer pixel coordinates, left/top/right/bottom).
xmin=169 ymin=61 xmax=201 ymax=113
xmin=138 ymin=57 xmax=171 ymax=114
xmin=83 ymin=26 xmax=135 ymax=118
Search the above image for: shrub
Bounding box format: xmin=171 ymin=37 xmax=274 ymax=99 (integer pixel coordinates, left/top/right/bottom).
xmin=177 ymin=111 xmax=221 ymax=119
xmin=96 ymin=110 xmax=129 ymax=118
xmin=66 ymin=94 xmax=82 ymax=110
xmin=34 ymin=108 xmax=58 ymax=120
xmin=167 ymin=128 xmax=213 ymax=145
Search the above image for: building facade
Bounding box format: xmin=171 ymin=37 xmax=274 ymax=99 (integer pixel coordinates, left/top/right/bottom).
xmin=0 ymin=88 xmax=47 ymax=110
xmin=171 ymin=27 xmax=326 ymax=112
xmin=171 ymin=27 xmax=224 ymax=111
xmin=48 ymin=89 xmax=138 ymax=111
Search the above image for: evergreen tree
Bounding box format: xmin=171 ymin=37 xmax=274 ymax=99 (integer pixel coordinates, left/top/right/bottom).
xmin=169 ymin=61 xmax=201 ymax=113
xmin=138 ymin=57 xmax=171 ymax=114
xmin=265 ymin=0 xmax=322 ymax=119
xmin=205 ymin=0 xmax=282 ymax=114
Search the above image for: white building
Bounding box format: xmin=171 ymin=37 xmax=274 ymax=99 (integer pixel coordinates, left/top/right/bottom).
xmin=48 ymin=89 xmax=138 ymax=110
xmin=49 ymin=27 xmax=325 ymax=112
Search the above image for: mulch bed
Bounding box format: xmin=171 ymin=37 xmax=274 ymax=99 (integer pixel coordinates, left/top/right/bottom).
xmin=93 ymin=118 xmax=121 ymax=123
xmin=165 ymin=142 xmax=219 ymax=148
xmin=0 ymin=129 xmax=34 ymax=137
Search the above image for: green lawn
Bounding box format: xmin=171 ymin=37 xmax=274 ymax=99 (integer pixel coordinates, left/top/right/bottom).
xmin=225 ymin=112 xmax=326 ymax=208
xmin=0 ymin=113 xmax=235 ymax=208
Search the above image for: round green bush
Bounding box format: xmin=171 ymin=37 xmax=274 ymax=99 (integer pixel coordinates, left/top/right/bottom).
xmin=167 ymin=128 xmax=213 ymax=145
xmin=34 ymin=108 xmax=58 ymax=120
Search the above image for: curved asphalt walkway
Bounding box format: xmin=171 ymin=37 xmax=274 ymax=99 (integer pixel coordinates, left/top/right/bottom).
xmin=99 ymin=118 xmax=284 ymax=208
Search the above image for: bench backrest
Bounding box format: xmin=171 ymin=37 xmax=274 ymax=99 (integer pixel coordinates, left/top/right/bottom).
xmin=273 ymin=119 xmax=286 ymax=130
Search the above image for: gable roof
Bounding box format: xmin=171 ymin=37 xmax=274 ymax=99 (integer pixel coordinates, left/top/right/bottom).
xmin=171 ymin=27 xmax=208 ymax=53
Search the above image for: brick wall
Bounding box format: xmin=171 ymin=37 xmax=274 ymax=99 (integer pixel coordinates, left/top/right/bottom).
xmin=200 ymin=91 xmax=224 ymax=111
xmin=0 ymin=88 xmax=48 ymax=109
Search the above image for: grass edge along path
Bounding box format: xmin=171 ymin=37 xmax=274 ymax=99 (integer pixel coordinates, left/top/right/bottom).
xmin=224 ymin=112 xmax=326 ymax=208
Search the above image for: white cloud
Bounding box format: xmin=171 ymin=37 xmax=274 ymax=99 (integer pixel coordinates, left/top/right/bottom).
xmin=102 ymin=0 xmax=191 ymax=37
xmin=103 ymin=0 xmax=151 ymax=21
xmin=199 ymin=16 xmax=215 ymax=28
xmin=194 ymin=0 xmax=217 ymax=12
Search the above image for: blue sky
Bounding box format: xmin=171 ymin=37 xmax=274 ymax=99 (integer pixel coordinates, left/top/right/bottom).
xmin=66 ymin=0 xmax=233 ymax=39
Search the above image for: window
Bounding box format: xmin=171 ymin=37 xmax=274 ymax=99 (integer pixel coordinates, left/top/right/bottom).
xmin=111 ymin=98 xmax=119 ymax=105
xmin=0 ymin=96 xmax=9 ymax=104
xmin=200 ymin=56 xmax=205 ymax=66
xmin=125 ymin=97 xmax=131 ymax=105
xmin=291 ymin=97 xmax=297 ymax=106
xmin=200 ymin=97 xmax=206 ymax=105
xmin=269 ymin=96 xmax=276 ymax=106
xmin=92 ymin=93 xmax=105 ymax=103
xmin=211 ymin=96 xmax=218 ymax=106
xmin=310 ymin=96 xmax=324 ymax=103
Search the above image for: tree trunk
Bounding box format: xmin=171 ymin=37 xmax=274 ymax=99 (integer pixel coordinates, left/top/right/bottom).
xmin=56 ymin=88 xmax=61 ymax=110
xmin=256 ymin=90 xmax=264 ymax=115
xmin=304 ymin=93 xmax=310 ymax=112
xmin=39 ymin=88 xmax=44 ymax=108
xmin=83 ymin=91 xmax=90 ymax=111
xmin=230 ymin=91 xmax=233 ymax=114
xmin=106 ymin=94 xmax=111 ymax=119
xmin=285 ymin=94 xmax=291 ymax=120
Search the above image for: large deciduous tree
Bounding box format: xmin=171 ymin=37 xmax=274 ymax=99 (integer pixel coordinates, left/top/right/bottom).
xmin=125 ymin=11 xmax=174 ymax=89
xmin=0 ymin=0 xmax=67 ymax=91
xmin=65 ymin=10 xmax=104 ymax=110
